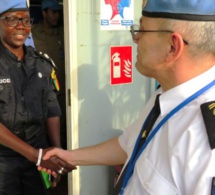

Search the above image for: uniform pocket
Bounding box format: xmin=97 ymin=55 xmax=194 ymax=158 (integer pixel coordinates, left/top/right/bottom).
xmin=0 ymin=77 xmax=13 ymax=107
xmin=136 ymin=155 xmax=179 ymax=195
xmin=0 ymin=76 xmax=14 ymax=127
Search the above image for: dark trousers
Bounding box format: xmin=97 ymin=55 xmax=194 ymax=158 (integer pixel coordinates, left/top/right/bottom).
xmin=0 ymin=155 xmax=47 ymax=195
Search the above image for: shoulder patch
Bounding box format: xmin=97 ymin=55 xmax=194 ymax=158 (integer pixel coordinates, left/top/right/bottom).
xmin=33 ymin=49 xmax=57 ymax=69
xmin=200 ymin=101 xmax=215 ymax=149
xmin=51 ymin=68 xmax=60 ymax=92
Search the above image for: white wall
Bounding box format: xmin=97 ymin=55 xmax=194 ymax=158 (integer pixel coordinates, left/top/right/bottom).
xmin=64 ymin=0 xmax=155 ymax=194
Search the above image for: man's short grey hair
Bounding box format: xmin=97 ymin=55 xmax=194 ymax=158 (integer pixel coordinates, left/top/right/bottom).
xmin=159 ymin=19 xmax=215 ymax=56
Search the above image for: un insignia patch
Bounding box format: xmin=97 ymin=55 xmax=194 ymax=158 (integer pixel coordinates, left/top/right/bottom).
xmin=142 ymin=0 xmax=148 ymax=8
xmin=26 ymin=0 xmax=30 ymax=8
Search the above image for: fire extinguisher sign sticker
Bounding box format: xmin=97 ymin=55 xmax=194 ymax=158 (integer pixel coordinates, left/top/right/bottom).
xmin=110 ymin=46 xmax=132 ymax=85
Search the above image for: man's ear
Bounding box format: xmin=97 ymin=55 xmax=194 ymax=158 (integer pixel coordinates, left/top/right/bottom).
xmin=166 ymin=33 xmax=185 ymax=63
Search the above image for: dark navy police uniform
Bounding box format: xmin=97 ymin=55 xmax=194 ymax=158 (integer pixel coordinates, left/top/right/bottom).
xmin=0 ymin=40 xmax=61 ymax=195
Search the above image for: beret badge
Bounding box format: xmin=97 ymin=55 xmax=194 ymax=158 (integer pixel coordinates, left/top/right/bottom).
xmin=26 ymin=0 xmax=30 ymax=8
xmin=142 ymin=0 xmax=148 ymax=8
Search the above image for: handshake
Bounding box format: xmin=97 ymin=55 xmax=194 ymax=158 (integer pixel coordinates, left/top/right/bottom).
xmin=35 ymin=147 xmax=76 ymax=178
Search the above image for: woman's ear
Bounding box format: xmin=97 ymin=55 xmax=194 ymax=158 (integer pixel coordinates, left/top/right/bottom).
xmin=166 ymin=33 xmax=185 ymax=63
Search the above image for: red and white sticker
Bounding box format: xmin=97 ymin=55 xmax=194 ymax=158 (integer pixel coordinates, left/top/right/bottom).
xmin=110 ymin=46 xmax=132 ymax=85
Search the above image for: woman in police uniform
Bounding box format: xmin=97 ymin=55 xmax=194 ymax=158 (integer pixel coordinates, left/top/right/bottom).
xmin=0 ymin=0 xmax=73 ymax=194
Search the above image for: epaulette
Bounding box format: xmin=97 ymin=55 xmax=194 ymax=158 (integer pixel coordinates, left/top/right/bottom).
xmin=33 ymin=49 xmax=57 ymax=69
xmin=200 ymin=101 xmax=215 ymax=149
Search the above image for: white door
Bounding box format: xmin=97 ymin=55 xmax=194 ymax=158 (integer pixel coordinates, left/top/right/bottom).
xmin=63 ymin=0 xmax=155 ymax=195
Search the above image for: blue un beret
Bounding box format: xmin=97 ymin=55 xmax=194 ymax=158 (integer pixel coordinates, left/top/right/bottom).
xmin=0 ymin=0 xmax=29 ymax=15
xmin=42 ymin=0 xmax=62 ymax=10
xmin=142 ymin=0 xmax=215 ymax=21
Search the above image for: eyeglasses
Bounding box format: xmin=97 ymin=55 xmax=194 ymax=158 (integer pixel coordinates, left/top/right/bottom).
xmin=130 ymin=24 xmax=189 ymax=45
xmin=0 ymin=16 xmax=33 ymax=27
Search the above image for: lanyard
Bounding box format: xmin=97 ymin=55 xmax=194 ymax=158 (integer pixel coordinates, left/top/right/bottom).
xmin=211 ymin=178 xmax=215 ymax=195
xmin=120 ymin=79 xmax=215 ymax=194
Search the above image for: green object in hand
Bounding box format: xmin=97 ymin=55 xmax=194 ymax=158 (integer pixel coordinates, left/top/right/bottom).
xmin=40 ymin=170 xmax=51 ymax=189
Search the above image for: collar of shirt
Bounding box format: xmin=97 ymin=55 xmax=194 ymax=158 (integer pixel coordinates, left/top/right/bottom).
xmin=159 ymin=65 xmax=215 ymax=117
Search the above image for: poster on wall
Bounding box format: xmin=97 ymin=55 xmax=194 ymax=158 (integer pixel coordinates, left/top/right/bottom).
xmin=110 ymin=46 xmax=132 ymax=85
xmin=100 ymin=0 xmax=134 ymax=30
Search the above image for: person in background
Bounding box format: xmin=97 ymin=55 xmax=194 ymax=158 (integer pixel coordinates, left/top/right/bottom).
xmin=41 ymin=0 xmax=215 ymax=194
xmin=0 ymin=0 xmax=74 ymax=194
xmin=31 ymin=0 xmax=67 ymax=149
